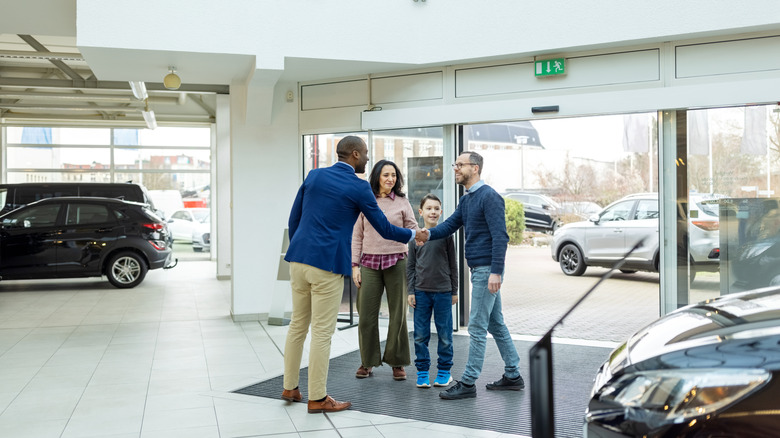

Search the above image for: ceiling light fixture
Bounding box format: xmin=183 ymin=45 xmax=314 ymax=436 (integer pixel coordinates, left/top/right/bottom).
xmin=129 ymin=81 xmax=156 ymax=129
xmin=128 ymin=81 xmax=148 ymax=100
xmin=163 ymin=67 xmax=181 ymax=90
xmin=142 ymin=99 xmax=157 ymax=130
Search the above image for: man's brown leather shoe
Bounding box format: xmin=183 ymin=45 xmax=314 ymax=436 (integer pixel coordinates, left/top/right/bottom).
xmin=281 ymin=388 xmax=302 ymax=402
xmin=307 ymin=395 xmax=351 ymax=413
xmin=392 ymin=366 xmax=407 ymax=381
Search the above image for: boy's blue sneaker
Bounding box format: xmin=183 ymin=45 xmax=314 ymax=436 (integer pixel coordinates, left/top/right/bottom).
xmin=433 ymin=370 xmax=453 ymax=387
xmin=416 ymin=371 xmax=431 ymax=388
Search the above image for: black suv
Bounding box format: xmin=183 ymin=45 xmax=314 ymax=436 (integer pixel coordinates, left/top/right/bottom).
xmin=0 ymin=182 xmax=155 ymax=215
xmin=0 ymin=197 xmax=174 ymax=288
xmin=502 ymin=191 xmax=562 ymax=232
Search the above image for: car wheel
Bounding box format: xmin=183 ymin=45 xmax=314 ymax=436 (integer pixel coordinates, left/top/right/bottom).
xmin=559 ymin=244 xmax=586 ymax=276
xmin=106 ymin=251 xmax=148 ymax=288
xmin=619 ymin=269 xmax=637 ymax=274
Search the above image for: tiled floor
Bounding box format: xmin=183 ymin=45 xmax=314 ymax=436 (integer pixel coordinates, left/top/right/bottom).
xmin=0 ymin=261 xmax=529 ymax=438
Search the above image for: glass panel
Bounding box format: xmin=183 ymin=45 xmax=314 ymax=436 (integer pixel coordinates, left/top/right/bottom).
xmin=6 ymin=147 xmax=111 ymax=169
xmin=113 ymin=148 xmax=211 ymax=170
xmin=57 ymin=128 xmax=111 ymax=145
xmin=138 ymin=127 xmax=211 ymax=147
xmin=464 ymin=114 xmax=661 ymax=341
xmin=685 ymin=105 xmax=780 ymax=303
xmin=5 ymin=171 xmax=112 ymax=183
xmin=114 ymin=172 xmax=211 ymax=194
xmin=372 ymin=127 xmax=446 ymax=221
xmin=302 ymin=132 xmax=368 ymax=176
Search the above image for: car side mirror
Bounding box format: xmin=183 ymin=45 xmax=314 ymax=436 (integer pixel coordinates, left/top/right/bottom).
xmin=589 ymin=214 xmax=600 ymax=224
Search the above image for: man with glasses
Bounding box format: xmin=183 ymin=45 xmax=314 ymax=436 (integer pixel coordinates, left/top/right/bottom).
xmin=417 ymin=151 xmax=524 ymax=400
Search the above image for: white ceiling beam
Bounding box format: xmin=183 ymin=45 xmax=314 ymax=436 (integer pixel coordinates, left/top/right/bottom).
xmin=0 ymin=50 xmax=84 ymax=61
xmin=0 ymin=103 xmax=143 ymax=111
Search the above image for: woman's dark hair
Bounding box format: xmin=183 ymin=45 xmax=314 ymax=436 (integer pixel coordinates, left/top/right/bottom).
xmin=369 ymin=159 xmax=405 ymax=197
xmin=419 ymin=193 xmax=441 ymax=209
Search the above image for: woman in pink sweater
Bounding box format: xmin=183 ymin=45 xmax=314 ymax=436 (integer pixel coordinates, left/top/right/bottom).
xmin=352 ymin=160 xmax=418 ymax=381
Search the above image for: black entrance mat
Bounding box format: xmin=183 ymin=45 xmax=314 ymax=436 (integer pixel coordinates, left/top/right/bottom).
xmin=234 ymin=333 xmax=610 ymax=437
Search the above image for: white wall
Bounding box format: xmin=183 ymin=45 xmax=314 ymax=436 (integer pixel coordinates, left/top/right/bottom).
xmin=76 ymin=1 xmax=780 ymax=78
xmin=229 ymin=80 xmax=300 ymax=319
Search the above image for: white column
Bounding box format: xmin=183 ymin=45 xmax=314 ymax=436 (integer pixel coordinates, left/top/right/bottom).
xmin=215 ymin=94 xmax=232 ymax=278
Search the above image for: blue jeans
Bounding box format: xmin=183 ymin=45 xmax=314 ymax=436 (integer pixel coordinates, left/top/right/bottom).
xmin=412 ymin=290 xmax=454 ymax=372
xmin=461 ymin=266 xmax=520 ymax=385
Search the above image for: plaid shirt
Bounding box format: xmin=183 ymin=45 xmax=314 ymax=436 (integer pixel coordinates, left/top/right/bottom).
xmin=359 ymin=252 xmax=406 ymax=270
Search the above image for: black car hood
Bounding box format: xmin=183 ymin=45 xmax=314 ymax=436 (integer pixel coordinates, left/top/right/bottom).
xmin=608 ymin=286 xmax=780 ymax=376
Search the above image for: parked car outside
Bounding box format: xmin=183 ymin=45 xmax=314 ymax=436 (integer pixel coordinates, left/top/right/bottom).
xmin=585 ymin=286 xmax=780 ymax=436
xmin=551 ymin=193 xmax=660 ymax=276
xmin=686 ymin=192 xmax=724 ymax=278
xmin=552 ymin=192 xmax=723 ymax=277
xmin=501 ymin=191 xmax=562 ymax=232
xmin=0 ymin=197 xmax=173 ymax=288
xmin=166 ymin=208 xmax=209 ymax=241
xmin=191 ymin=213 xmax=211 ymax=253
xmin=560 ymin=201 xmax=602 ymax=221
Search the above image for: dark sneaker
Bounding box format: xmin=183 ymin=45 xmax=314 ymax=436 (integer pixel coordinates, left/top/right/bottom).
xmin=485 ymin=374 xmax=525 ymax=391
xmin=439 ymin=381 xmax=476 ymax=400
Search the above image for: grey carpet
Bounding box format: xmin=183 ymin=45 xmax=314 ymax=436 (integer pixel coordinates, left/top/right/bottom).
xmin=234 ymin=333 xmax=610 ymax=437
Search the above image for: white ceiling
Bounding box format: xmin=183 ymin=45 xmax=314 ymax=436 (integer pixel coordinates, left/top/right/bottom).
xmin=0 ymin=34 xmax=224 ymax=127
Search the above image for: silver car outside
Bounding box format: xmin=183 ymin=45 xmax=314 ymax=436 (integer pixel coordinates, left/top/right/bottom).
xmin=551 ymin=193 xmax=660 ymax=276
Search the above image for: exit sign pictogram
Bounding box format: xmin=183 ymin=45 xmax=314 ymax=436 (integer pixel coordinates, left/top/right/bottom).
xmin=535 ymin=58 xmax=565 ymax=77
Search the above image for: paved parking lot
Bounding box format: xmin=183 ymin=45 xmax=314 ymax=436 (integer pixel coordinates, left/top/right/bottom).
xmin=347 ymin=244 xmax=723 ymax=344
xmin=501 ymin=246 xmax=660 ymax=342
xmin=501 ymin=245 xmax=721 ymax=342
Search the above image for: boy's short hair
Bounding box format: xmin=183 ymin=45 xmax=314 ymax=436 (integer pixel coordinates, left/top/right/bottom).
xmin=419 ymin=193 xmax=441 ymax=209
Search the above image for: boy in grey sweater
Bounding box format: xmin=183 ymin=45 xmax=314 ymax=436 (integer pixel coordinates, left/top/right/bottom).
xmin=407 ymin=194 xmax=458 ymax=388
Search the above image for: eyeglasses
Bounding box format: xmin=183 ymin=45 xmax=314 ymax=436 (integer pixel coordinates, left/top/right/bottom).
xmin=452 ymin=162 xmax=476 ymax=170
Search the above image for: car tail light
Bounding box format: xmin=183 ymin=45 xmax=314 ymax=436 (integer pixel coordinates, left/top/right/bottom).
xmin=691 ymin=220 xmax=719 ymax=231
xmin=148 ymin=240 xmax=167 ymax=250
xmin=708 ymin=248 xmax=720 ymax=259
xmin=142 ymin=223 xmax=165 ymax=231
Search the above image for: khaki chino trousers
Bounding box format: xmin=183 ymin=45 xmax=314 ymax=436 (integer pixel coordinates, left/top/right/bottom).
xmin=283 ymin=262 xmax=344 ymax=401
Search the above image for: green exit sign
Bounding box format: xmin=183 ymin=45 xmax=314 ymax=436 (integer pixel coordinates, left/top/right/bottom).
xmin=535 ymin=58 xmax=565 ymax=77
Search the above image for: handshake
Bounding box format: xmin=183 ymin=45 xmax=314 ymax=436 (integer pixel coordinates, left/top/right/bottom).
xmin=415 ymin=228 xmax=430 ymax=246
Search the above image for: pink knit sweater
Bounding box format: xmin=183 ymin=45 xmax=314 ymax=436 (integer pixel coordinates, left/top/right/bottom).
xmin=351 ymin=194 xmax=418 ymax=264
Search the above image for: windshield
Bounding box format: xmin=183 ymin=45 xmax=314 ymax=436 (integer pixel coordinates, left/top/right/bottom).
xmin=192 ymin=209 xmax=210 ymax=222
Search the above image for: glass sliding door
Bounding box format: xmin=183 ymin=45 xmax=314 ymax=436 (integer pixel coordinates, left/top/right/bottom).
xmin=683 ymin=104 xmax=780 ymax=304
xmin=463 ymin=114 xmax=660 ymax=342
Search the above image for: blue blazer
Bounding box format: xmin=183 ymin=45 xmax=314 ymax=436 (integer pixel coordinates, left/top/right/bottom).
xmin=285 ymin=162 xmax=413 ymax=276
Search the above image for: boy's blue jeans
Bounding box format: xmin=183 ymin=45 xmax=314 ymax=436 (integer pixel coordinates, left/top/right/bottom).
xmin=412 ymin=290 xmax=454 ymax=372
xmin=461 ymin=266 xmax=520 ymax=385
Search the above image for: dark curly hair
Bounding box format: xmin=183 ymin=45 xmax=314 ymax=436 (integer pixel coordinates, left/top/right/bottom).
xmin=369 ymin=159 xmax=405 ymax=197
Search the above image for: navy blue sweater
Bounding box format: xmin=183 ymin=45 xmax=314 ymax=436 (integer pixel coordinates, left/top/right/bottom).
xmin=429 ymin=183 xmax=509 ymax=274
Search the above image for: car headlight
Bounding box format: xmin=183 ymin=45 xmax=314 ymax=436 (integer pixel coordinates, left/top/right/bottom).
xmin=594 ymin=368 xmax=770 ymax=427
xmin=591 ymin=342 xmax=628 ymax=398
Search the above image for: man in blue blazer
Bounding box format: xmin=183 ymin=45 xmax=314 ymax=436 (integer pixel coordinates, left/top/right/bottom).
xmin=282 ymin=136 xmax=420 ymax=413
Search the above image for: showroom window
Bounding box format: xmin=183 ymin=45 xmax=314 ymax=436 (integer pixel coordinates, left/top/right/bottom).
xmin=3 ymin=125 xmax=213 ymax=256
xmin=683 ymin=104 xmax=780 ymax=304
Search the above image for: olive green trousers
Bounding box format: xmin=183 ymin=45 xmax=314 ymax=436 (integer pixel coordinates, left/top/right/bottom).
xmin=357 ymin=259 xmax=411 ymax=368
